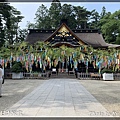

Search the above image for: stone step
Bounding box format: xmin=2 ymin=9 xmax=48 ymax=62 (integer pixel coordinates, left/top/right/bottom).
xmin=50 ymin=72 xmax=76 ymax=78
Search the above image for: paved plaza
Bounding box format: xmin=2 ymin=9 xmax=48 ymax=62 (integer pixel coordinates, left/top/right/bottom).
xmin=0 ymin=78 xmax=118 ymax=117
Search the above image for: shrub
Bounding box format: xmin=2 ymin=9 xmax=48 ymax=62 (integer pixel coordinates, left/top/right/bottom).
xmin=101 ymin=68 xmax=114 ymax=74
xmin=11 ymin=62 xmax=23 ymax=73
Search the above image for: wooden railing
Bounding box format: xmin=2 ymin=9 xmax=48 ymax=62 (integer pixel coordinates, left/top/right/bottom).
xmin=4 ymin=71 xmax=120 ymax=80
xmin=77 ymin=72 xmax=120 ymax=80
xmin=113 ymin=73 xmax=120 ymax=80
xmin=77 ymin=73 xmax=91 ymax=80
xmin=4 ymin=71 xmax=51 ymax=79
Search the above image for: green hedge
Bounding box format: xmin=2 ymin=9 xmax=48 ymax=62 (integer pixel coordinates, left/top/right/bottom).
xmin=11 ymin=62 xmax=23 ymax=73
xmin=101 ymin=68 xmax=114 ymax=74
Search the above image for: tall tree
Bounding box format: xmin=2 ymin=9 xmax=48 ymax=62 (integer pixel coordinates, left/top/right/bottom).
xmin=100 ymin=6 xmax=107 ymax=19
xmin=113 ymin=10 xmax=120 ymax=44
xmin=61 ymin=4 xmax=76 ymax=29
xmin=26 ymin=21 xmax=36 ymax=29
xmin=100 ymin=10 xmax=120 ymax=44
xmin=89 ymin=9 xmax=100 ymax=29
xmin=17 ymin=28 xmax=28 ymax=43
xmin=0 ymin=3 xmax=11 ymax=47
xmin=73 ymin=6 xmax=91 ymax=29
xmin=5 ymin=6 xmax=24 ymax=45
xmin=34 ymin=4 xmax=49 ymax=29
xmin=48 ymin=0 xmax=62 ymax=29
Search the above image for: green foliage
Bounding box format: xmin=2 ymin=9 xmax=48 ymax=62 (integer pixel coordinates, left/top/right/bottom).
xmin=26 ymin=21 xmax=36 ymax=29
xmin=29 ymin=2 xmax=100 ymax=30
xmin=61 ymin=4 xmax=76 ymax=29
xmin=0 ymin=46 xmax=11 ymax=58
xmin=116 ymin=34 xmax=120 ymax=44
xmin=11 ymin=61 xmax=23 ymax=73
xmin=0 ymin=3 xmax=24 ymax=47
xmin=0 ymin=28 xmax=5 ymax=48
xmin=48 ymin=1 xmax=62 ymax=29
xmin=100 ymin=6 xmax=107 ymax=19
xmin=90 ymin=9 xmax=100 ymax=29
xmin=100 ymin=10 xmax=120 ymax=44
xmin=17 ymin=28 xmax=28 ymax=42
xmin=101 ymin=68 xmax=114 ymax=74
xmin=34 ymin=4 xmax=50 ymax=29
xmin=0 ymin=3 xmax=10 ymax=47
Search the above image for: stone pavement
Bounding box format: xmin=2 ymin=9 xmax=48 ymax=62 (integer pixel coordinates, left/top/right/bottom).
xmin=1 ymin=79 xmax=113 ymax=117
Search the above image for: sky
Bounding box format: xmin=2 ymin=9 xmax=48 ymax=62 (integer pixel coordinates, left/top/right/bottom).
xmin=10 ymin=2 xmax=120 ymax=29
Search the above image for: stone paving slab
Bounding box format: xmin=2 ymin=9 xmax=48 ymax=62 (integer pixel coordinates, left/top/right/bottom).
xmin=0 ymin=79 xmax=113 ymax=117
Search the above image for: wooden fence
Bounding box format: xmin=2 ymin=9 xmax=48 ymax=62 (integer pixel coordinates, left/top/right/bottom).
xmin=77 ymin=72 xmax=120 ymax=80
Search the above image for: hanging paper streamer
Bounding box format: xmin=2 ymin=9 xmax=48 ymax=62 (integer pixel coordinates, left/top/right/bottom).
xmin=43 ymin=60 xmax=46 ymax=70
xmin=5 ymin=59 xmax=7 ymax=67
xmin=70 ymin=55 xmax=72 ymax=64
xmin=94 ymin=55 xmax=97 ymax=60
xmin=74 ymin=60 xmax=77 ymax=69
xmin=25 ymin=61 xmax=29 ymax=72
xmin=92 ymin=61 xmax=95 ymax=68
xmin=119 ymin=53 xmax=120 ymax=60
xmin=20 ymin=56 xmax=22 ymax=61
xmin=116 ymin=59 xmax=119 ymax=64
xmin=18 ymin=57 xmax=20 ymax=62
xmin=13 ymin=56 xmax=16 ymax=61
xmin=10 ymin=53 xmax=13 ymax=61
xmin=113 ymin=53 xmax=116 ymax=62
xmin=45 ymin=55 xmax=47 ymax=60
xmin=74 ymin=52 xmax=77 ymax=58
xmin=73 ymin=52 xmax=74 ymax=58
xmin=28 ymin=55 xmax=30 ymax=61
xmin=114 ymin=53 xmax=117 ymax=58
xmin=58 ymin=57 xmax=61 ymax=62
xmin=34 ymin=56 xmax=36 ymax=61
xmin=40 ymin=60 xmax=42 ymax=68
xmin=97 ymin=61 xmax=100 ymax=69
xmin=80 ymin=54 xmax=82 ymax=60
xmin=62 ymin=60 xmax=64 ymax=68
xmin=47 ymin=56 xmax=50 ymax=64
xmin=1 ymin=59 xmax=4 ymax=67
xmin=86 ymin=60 xmax=88 ymax=67
xmin=82 ymin=54 xmax=85 ymax=62
xmin=38 ymin=56 xmax=40 ymax=63
xmin=16 ymin=57 xmax=19 ymax=62
xmin=29 ymin=62 xmax=32 ymax=73
xmin=31 ymin=53 xmax=34 ymax=61
xmin=103 ymin=61 xmax=108 ymax=68
xmin=23 ymin=56 xmax=25 ymax=61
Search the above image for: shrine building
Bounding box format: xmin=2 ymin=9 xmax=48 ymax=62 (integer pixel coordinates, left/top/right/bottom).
xmin=26 ymin=19 xmax=120 ymax=49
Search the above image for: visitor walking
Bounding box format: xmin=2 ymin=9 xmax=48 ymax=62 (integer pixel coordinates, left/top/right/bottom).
xmin=0 ymin=64 xmax=4 ymax=97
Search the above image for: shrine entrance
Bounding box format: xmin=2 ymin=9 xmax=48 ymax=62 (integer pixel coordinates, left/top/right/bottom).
xmin=44 ymin=22 xmax=87 ymax=76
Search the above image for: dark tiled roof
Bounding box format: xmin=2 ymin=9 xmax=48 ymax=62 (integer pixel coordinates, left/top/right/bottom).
xmin=74 ymin=33 xmax=108 ymax=48
xmin=26 ymin=24 xmax=120 ymax=48
xmin=26 ymin=32 xmax=51 ymax=44
xmin=44 ymin=23 xmax=86 ymax=45
xmin=26 ymin=31 xmax=108 ymax=48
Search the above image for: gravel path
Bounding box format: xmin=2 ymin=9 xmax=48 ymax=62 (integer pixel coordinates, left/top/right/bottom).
xmin=79 ymin=80 xmax=120 ymax=116
xmin=0 ymin=79 xmax=46 ymax=112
